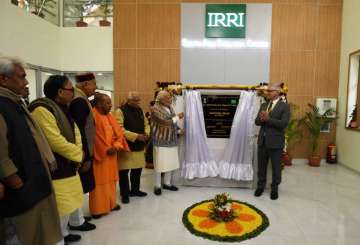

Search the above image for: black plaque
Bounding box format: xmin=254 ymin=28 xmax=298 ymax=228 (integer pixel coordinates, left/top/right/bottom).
xmin=201 ymin=94 xmax=240 ymax=138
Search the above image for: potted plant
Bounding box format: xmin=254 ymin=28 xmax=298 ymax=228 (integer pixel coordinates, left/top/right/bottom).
xmin=301 ymin=103 xmax=336 ymax=167
xmin=283 ymin=103 xmax=303 ymax=166
xmin=28 ymin=0 xmax=57 ymax=19
xmin=75 ymin=3 xmax=88 ymax=27
xmin=348 ymin=104 xmax=358 ymax=128
xmin=99 ymin=0 xmax=112 ymax=27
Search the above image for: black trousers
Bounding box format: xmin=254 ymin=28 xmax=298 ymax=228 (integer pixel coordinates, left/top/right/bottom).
xmin=257 ymin=146 xmax=282 ymax=191
xmin=119 ymin=168 xmax=142 ymax=197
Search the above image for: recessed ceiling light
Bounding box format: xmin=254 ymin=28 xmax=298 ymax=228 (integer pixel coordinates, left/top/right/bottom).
xmin=97 ymin=73 xmax=103 ymax=76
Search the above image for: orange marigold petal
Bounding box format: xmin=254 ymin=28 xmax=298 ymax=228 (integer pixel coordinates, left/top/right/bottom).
xmin=225 ymin=221 xmax=243 ymax=234
xmin=191 ymin=209 xmax=209 ymax=217
xmin=231 ymin=203 xmax=243 ymax=210
xmin=199 ymin=219 xmax=218 ymax=229
xmin=237 ymin=213 xmax=256 ymax=222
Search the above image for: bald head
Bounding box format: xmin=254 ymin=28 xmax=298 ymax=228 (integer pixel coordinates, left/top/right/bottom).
xmin=156 ymin=90 xmax=172 ymax=107
xmin=127 ymin=91 xmax=141 ymax=108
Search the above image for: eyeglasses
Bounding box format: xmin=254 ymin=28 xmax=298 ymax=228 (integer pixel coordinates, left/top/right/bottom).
xmin=62 ymin=87 xmax=74 ymax=92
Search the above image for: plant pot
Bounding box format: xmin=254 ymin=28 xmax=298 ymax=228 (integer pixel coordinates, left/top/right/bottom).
xmin=76 ymin=20 xmax=88 ymax=27
xmin=308 ymin=155 xmax=321 ymax=167
xmin=282 ymin=152 xmax=292 ymax=166
xmin=99 ymin=20 xmax=111 ymax=27
xmin=31 ymin=11 xmax=45 ymax=18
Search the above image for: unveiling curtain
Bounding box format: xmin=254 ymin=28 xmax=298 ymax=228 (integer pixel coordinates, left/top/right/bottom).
xmin=181 ymin=90 xmax=218 ymax=179
xmin=218 ymin=91 xmax=259 ymax=181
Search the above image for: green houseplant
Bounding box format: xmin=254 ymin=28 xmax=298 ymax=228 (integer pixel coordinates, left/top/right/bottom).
xmin=301 ymin=103 xmax=336 ymax=167
xmin=283 ymin=103 xmax=303 ymax=166
xmin=99 ymin=0 xmax=112 ymax=26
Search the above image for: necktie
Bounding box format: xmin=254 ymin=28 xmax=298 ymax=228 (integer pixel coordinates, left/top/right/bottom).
xmin=267 ymin=102 xmax=273 ymax=112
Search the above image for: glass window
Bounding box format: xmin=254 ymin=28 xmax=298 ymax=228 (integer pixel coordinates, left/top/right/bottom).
xmin=63 ymin=0 xmax=113 ymax=27
xmin=11 ymin=0 xmax=60 ymax=26
xmin=24 ymin=68 xmax=37 ymax=102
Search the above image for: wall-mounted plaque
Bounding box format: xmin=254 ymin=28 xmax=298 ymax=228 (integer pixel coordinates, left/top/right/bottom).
xmin=201 ymin=94 xmax=240 ymax=138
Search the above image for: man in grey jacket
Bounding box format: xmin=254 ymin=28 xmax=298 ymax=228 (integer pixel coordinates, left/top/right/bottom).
xmin=254 ymin=83 xmax=290 ymax=200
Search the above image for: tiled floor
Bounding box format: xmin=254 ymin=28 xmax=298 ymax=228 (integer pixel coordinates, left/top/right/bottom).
xmin=74 ymin=163 xmax=360 ymax=245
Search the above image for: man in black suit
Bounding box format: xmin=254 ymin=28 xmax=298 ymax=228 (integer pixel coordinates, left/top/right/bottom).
xmin=254 ymin=84 xmax=290 ymax=200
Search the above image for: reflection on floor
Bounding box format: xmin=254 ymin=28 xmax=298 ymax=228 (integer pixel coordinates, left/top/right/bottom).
xmin=74 ymin=164 xmax=360 ymax=245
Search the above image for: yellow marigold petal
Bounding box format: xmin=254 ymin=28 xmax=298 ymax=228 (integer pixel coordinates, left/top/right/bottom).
xmin=199 ymin=219 xmax=218 ymax=229
xmin=231 ymin=203 xmax=243 ymax=210
xmin=191 ymin=209 xmax=209 ymax=217
xmin=225 ymin=221 xmax=243 ymax=234
xmin=237 ymin=213 xmax=256 ymax=222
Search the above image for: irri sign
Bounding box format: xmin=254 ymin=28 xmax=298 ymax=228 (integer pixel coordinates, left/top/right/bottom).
xmin=206 ymin=4 xmax=246 ymax=38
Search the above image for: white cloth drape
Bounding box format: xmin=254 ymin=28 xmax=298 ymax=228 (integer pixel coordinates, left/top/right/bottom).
xmin=219 ymin=91 xmax=258 ymax=180
xmin=181 ymin=90 xmax=218 ymax=179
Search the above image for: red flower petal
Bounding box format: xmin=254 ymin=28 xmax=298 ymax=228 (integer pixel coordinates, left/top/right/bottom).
xmin=199 ymin=219 xmax=218 ymax=229
xmin=231 ymin=203 xmax=243 ymax=210
xmin=237 ymin=213 xmax=255 ymax=222
xmin=225 ymin=221 xmax=243 ymax=234
xmin=191 ymin=209 xmax=209 ymax=217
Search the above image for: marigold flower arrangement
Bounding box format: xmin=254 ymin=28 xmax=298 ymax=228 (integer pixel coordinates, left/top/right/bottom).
xmin=209 ymin=193 xmax=237 ymax=222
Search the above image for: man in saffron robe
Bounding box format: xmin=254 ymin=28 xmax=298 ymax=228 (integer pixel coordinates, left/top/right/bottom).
xmin=90 ymin=93 xmax=129 ymax=219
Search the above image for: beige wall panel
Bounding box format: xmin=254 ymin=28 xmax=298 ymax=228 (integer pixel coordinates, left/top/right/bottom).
xmin=169 ymin=49 xmax=180 ymax=82
xmin=137 ymin=49 xmax=171 ymax=93
xmin=113 ymin=4 xmax=137 ymax=49
xmin=271 ymin=4 xmax=317 ymax=51
xmin=137 ymin=4 xmax=180 ymax=48
xmin=286 ymin=95 xmax=314 ymax=118
xmin=314 ymin=51 xmax=340 ymax=97
xmin=318 ymin=0 xmax=342 ymax=5
xmin=139 ymin=0 xmax=181 ymax=3
xmin=182 ymin=0 xmax=229 ymax=3
xmin=114 ymin=49 xmax=137 ymax=93
xmin=317 ymin=4 xmax=342 ymax=50
xmin=140 ymin=93 xmax=157 ymax=112
xmin=270 ymin=51 xmax=315 ymax=96
xmin=113 ymin=0 xmax=136 ymax=3
xmin=114 ymin=0 xmax=342 ymax=158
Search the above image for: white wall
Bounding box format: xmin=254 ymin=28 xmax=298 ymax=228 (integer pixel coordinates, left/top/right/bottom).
xmin=0 ymin=1 xmax=60 ymax=69
xmin=59 ymin=28 xmax=113 ymax=71
xmin=0 ymin=1 xmax=113 ymax=72
xmin=337 ymin=0 xmax=360 ymax=173
xmin=181 ymin=3 xmax=272 ymax=85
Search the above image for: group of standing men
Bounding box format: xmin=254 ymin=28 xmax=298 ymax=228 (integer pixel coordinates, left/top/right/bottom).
xmin=0 ymin=56 xmax=184 ymax=245
xmin=0 ymin=55 xmax=290 ymax=245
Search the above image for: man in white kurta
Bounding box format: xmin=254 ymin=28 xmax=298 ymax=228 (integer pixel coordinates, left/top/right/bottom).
xmin=150 ymin=91 xmax=184 ymax=195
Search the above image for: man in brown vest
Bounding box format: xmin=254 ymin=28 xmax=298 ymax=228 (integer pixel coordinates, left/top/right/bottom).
xmin=114 ymin=92 xmax=150 ymax=204
xmin=68 ymin=73 xmax=97 ymax=231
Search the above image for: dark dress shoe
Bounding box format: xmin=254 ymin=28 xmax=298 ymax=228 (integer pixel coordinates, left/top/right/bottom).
xmin=163 ymin=185 xmax=178 ymax=191
xmin=68 ymin=221 xmax=96 ymax=231
xmin=64 ymin=234 xmax=81 ymax=243
xmin=91 ymin=214 xmax=104 ymax=219
xmin=111 ymin=204 xmax=121 ymax=211
xmin=254 ymin=188 xmax=264 ymax=197
xmin=129 ymin=190 xmax=148 ymax=197
xmin=154 ymin=187 xmax=162 ymax=195
xmin=84 ymin=216 xmax=92 ymax=222
xmin=270 ymin=191 xmax=279 ymax=200
xmin=121 ymin=196 xmax=130 ymax=204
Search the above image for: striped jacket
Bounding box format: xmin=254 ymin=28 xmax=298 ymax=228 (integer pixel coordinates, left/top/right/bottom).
xmin=150 ymin=103 xmax=179 ymax=147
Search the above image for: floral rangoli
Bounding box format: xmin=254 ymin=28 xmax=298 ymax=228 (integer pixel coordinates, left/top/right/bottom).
xmin=182 ymin=194 xmax=269 ymax=242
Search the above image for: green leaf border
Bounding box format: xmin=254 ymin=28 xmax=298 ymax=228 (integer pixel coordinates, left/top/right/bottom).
xmin=182 ymin=199 xmax=270 ymax=243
